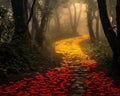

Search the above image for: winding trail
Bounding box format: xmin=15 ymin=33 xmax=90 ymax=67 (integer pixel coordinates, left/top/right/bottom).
xmin=55 ymin=35 xmax=120 ymax=96
xmin=0 ymin=35 xmax=120 ymax=96
xmin=55 ymin=35 xmax=96 ymax=95
xmin=55 ymin=35 xmax=96 ymax=69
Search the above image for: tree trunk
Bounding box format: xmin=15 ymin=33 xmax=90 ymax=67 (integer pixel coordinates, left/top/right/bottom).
xmin=35 ymin=0 xmax=49 ymax=47
xmin=87 ymin=8 xmax=96 ymax=42
xmin=98 ymin=0 xmax=120 ymax=72
xmin=11 ymin=0 xmax=31 ymax=48
xmin=23 ymin=0 xmax=28 ymax=23
xmin=68 ymin=7 xmax=74 ymax=33
xmin=115 ymin=0 xmax=120 ymax=69
xmin=31 ymin=11 xmax=39 ymax=46
xmin=35 ymin=14 xmax=47 ymax=47
xmin=86 ymin=1 xmax=96 ymax=42
xmin=54 ymin=9 xmax=61 ymax=32
xmin=97 ymin=0 xmax=117 ymax=53
xmin=96 ymin=13 xmax=100 ymax=41
xmin=68 ymin=3 xmax=82 ymax=34
xmin=73 ymin=3 xmax=77 ymax=33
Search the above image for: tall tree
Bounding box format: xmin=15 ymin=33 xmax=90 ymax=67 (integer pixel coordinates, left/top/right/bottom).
xmin=11 ymin=0 xmax=31 ymax=47
xmin=35 ymin=0 xmax=59 ymax=47
xmin=97 ymin=0 xmax=120 ymax=71
xmin=54 ymin=9 xmax=61 ymax=33
xmin=68 ymin=2 xmax=82 ymax=34
xmin=35 ymin=0 xmax=50 ymax=47
xmin=116 ymin=0 xmax=120 ymax=69
xmin=86 ymin=0 xmax=96 ymax=42
xmin=95 ymin=11 xmax=100 ymax=41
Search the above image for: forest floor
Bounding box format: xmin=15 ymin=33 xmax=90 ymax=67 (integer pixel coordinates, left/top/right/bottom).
xmin=0 ymin=35 xmax=120 ymax=96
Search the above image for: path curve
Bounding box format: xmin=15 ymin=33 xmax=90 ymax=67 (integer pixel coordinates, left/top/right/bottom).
xmin=55 ymin=35 xmax=96 ymax=71
xmin=54 ymin=35 xmax=96 ymax=95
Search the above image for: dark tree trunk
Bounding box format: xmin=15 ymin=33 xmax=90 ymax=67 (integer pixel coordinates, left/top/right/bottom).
xmin=35 ymin=14 xmax=48 ymax=47
xmin=32 ymin=12 xmax=39 ymax=42
xmin=11 ymin=0 xmax=31 ymax=47
xmin=97 ymin=0 xmax=117 ymax=53
xmin=115 ymin=0 xmax=120 ymax=69
xmin=29 ymin=1 xmax=39 ymax=46
xmin=23 ymin=0 xmax=28 ymax=23
xmin=98 ymin=0 xmax=120 ymax=71
xmin=35 ymin=0 xmax=49 ymax=47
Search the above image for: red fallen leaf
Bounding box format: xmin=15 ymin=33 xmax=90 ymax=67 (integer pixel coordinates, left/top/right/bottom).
xmin=114 ymin=93 xmax=120 ymax=96
xmin=96 ymin=92 xmax=105 ymax=96
xmin=111 ymin=88 xmax=120 ymax=93
xmin=16 ymin=91 xmax=30 ymax=96
xmin=40 ymin=93 xmax=52 ymax=96
xmin=5 ymin=86 xmax=16 ymax=93
xmin=28 ymin=90 xmax=38 ymax=95
xmin=84 ymin=80 xmax=92 ymax=85
xmin=0 ymin=67 xmax=72 ymax=96
xmin=68 ymin=65 xmax=74 ymax=69
xmin=50 ymin=81 xmax=58 ymax=85
xmin=0 ymin=86 xmax=4 ymax=93
xmin=40 ymin=88 xmax=51 ymax=93
xmin=53 ymin=91 xmax=65 ymax=94
xmin=57 ymin=93 xmax=67 ymax=96
xmin=34 ymin=74 xmax=45 ymax=80
xmin=83 ymin=71 xmax=120 ymax=95
xmin=23 ymin=77 xmax=33 ymax=81
xmin=9 ymin=82 xmax=15 ymax=84
xmin=53 ymin=87 xmax=62 ymax=92
xmin=85 ymin=92 xmax=92 ymax=96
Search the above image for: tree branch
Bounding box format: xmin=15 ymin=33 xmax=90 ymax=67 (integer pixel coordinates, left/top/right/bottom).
xmin=25 ymin=0 xmax=36 ymax=30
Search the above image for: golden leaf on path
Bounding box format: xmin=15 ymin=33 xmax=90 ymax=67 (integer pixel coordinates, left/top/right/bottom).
xmin=54 ymin=34 xmax=96 ymax=70
xmin=81 ymin=59 xmax=97 ymax=69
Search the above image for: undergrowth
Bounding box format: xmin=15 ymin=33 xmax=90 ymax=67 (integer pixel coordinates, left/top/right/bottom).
xmin=80 ymin=40 xmax=120 ymax=87
xmin=80 ymin=40 xmax=112 ymax=72
xmin=0 ymin=43 xmax=60 ymax=80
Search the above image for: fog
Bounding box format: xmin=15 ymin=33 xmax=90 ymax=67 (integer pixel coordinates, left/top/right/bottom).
xmin=0 ymin=0 xmax=116 ymax=54
xmin=45 ymin=2 xmax=88 ymax=41
xmin=1 ymin=1 xmax=119 ymax=95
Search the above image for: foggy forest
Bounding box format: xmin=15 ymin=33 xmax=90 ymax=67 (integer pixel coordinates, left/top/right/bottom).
xmin=0 ymin=0 xmax=120 ymax=95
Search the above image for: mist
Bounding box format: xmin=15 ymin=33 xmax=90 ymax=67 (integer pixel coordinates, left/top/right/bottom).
xmin=0 ymin=0 xmax=120 ymax=95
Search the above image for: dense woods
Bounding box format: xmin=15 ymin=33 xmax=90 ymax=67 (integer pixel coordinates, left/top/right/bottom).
xmin=0 ymin=0 xmax=119 ymax=77
xmin=0 ymin=0 xmax=120 ymax=95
